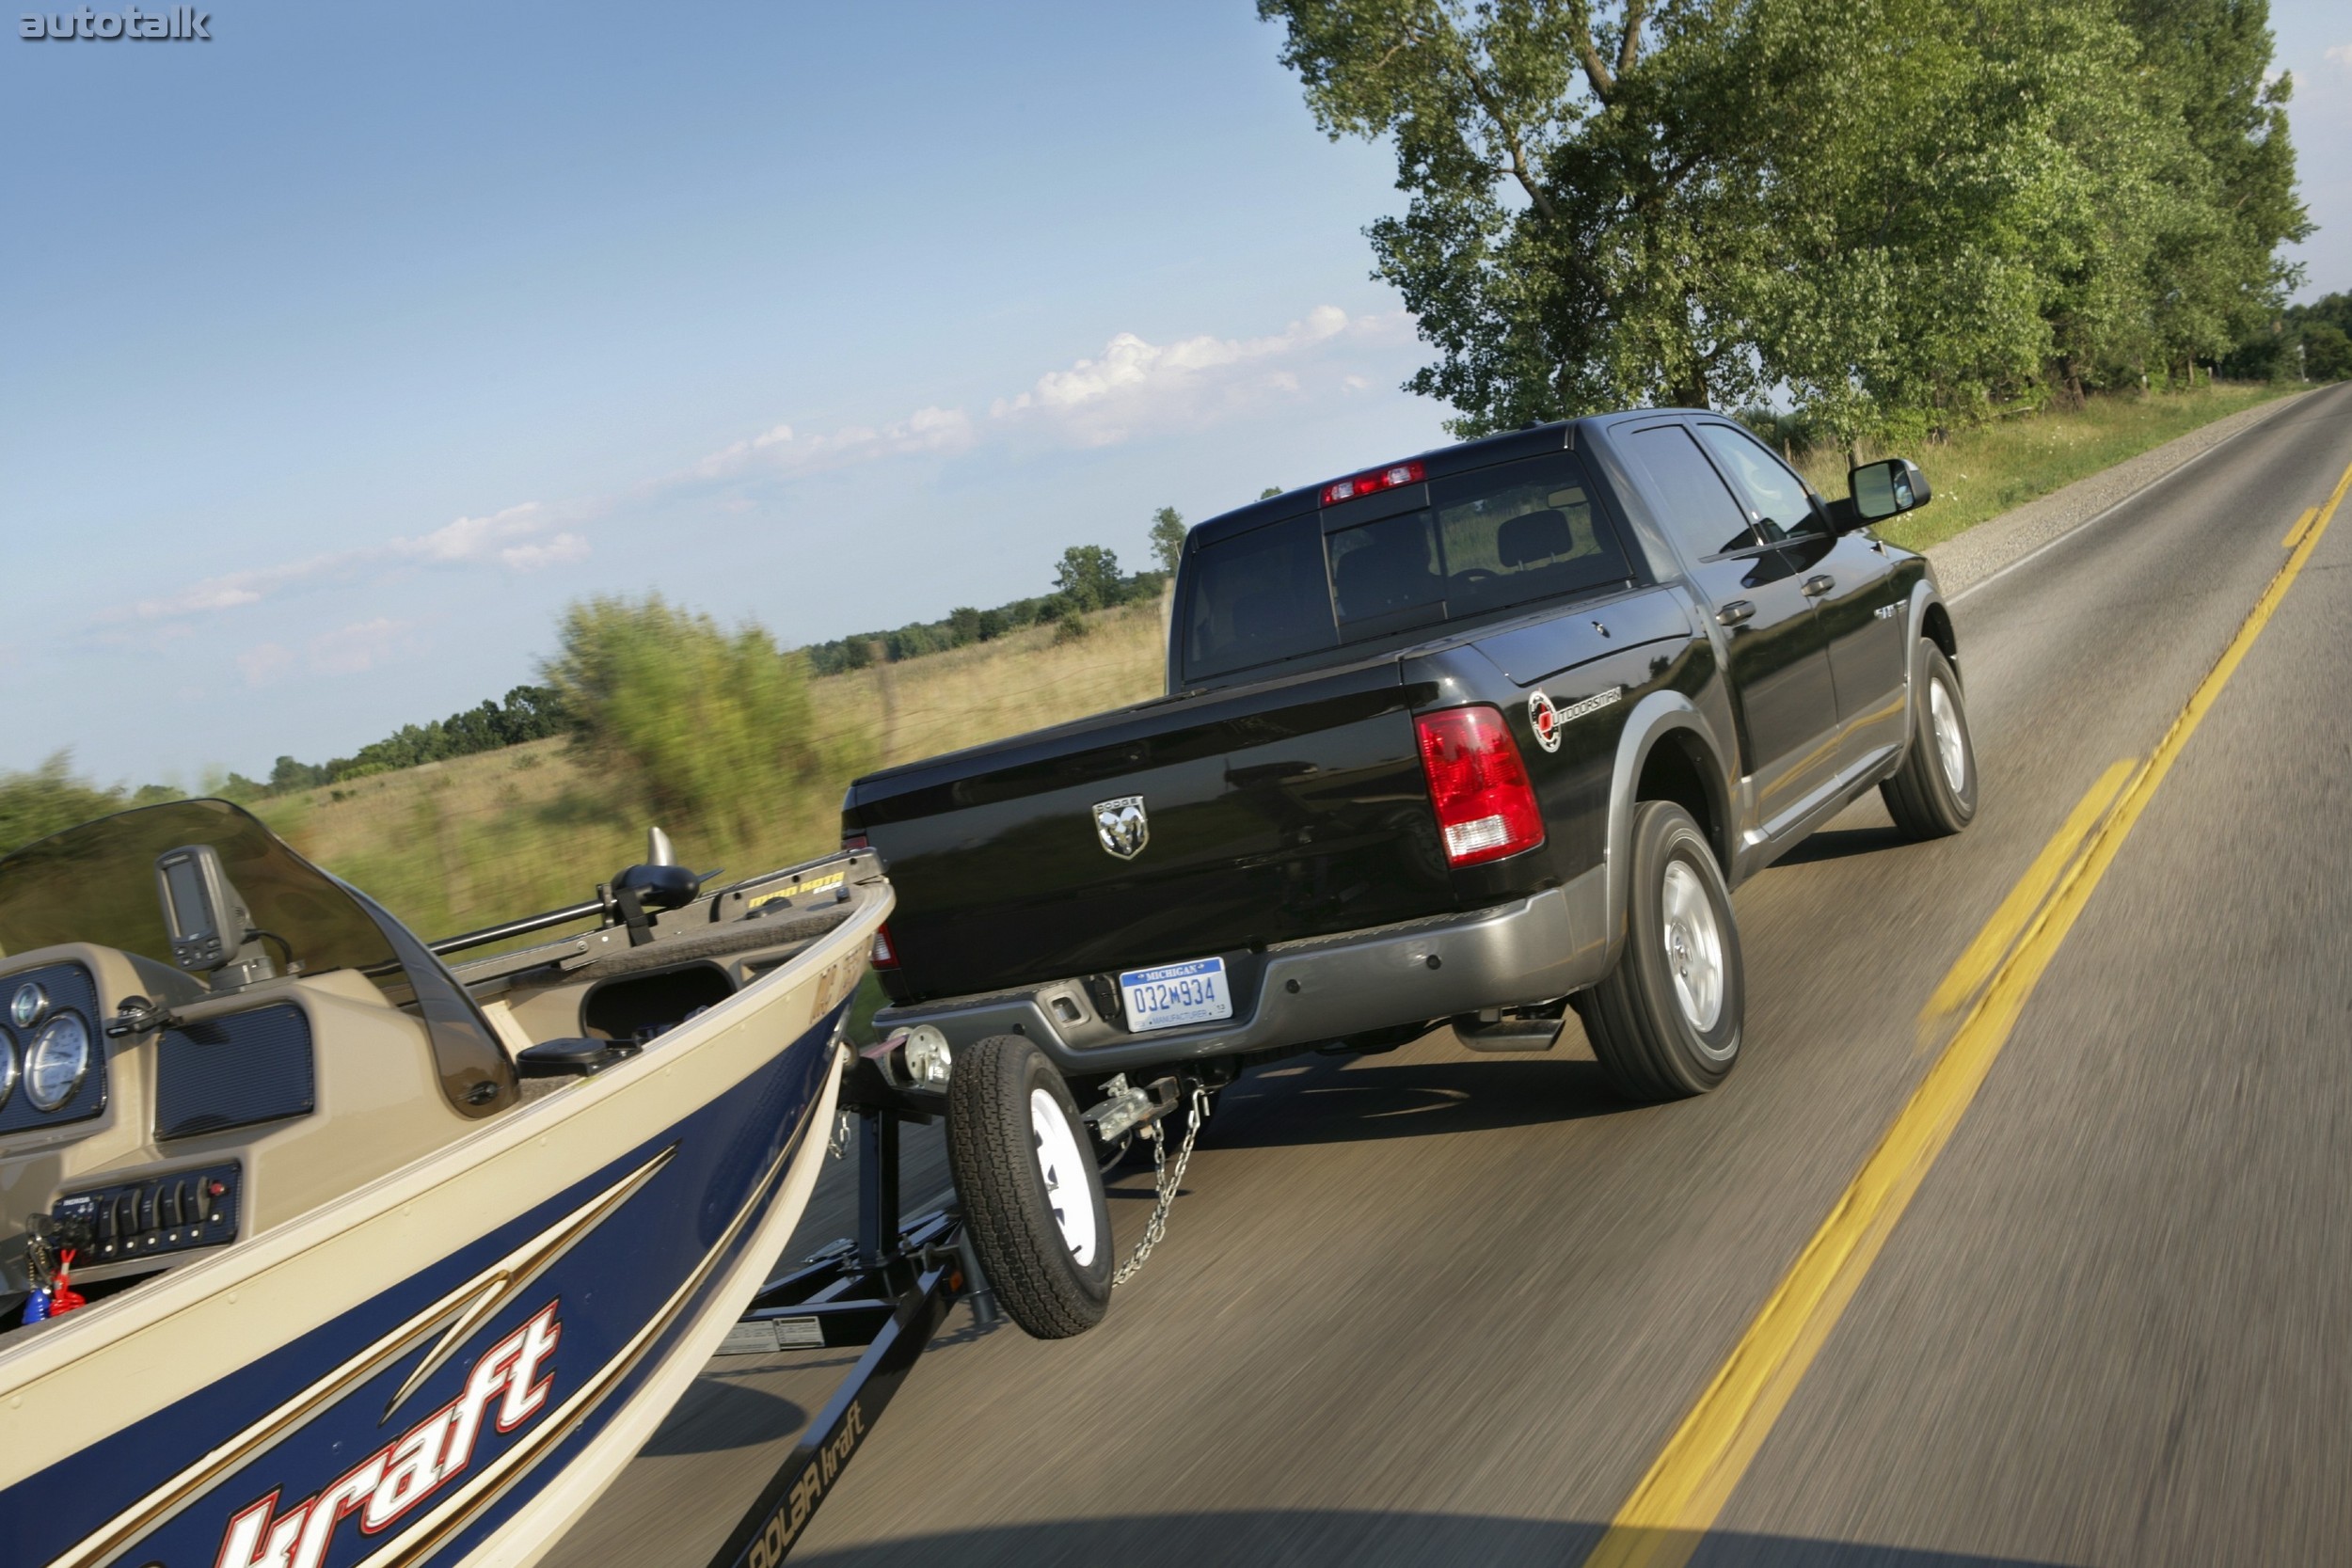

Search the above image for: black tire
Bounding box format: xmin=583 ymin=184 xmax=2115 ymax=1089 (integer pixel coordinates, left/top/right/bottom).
xmin=1580 ymin=801 xmax=1744 ymax=1101
xmin=1880 ymin=641 xmax=1979 ymax=840
xmin=946 ymin=1034 xmax=1113 ymax=1338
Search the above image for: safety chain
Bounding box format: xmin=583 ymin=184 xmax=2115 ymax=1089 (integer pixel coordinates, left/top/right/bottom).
xmin=1111 ymin=1085 xmax=1211 ymax=1290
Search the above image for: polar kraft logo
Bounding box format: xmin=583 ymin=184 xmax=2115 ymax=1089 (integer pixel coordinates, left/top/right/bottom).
xmin=1094 ymin=795 xmax=1148 ymax=860
xmin=213 ymin=1302 xmax=562 ymax=1568
xmin=20 ymin=7 xmax=209 ymax=40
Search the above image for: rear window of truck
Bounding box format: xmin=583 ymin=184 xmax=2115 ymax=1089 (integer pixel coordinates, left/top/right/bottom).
xmin=1183 ymin=451 xmax=1630 ymax=681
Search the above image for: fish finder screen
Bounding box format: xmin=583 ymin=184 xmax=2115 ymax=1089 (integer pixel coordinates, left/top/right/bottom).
xmin=163 ymin=855 xmax=213 ymax=939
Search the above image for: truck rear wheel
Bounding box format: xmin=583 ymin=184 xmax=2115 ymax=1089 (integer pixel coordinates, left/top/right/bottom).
xmin=1881 ymin=640 xmax=1978 ymax=840
xmin=1580 ymin=801 xmax=1744 ymax=1101
xmin=947 ymin=1034 xmax=1113 ymax=1338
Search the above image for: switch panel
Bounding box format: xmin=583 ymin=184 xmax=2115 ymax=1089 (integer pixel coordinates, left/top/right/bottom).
xmin=52 ymin=1162 xmax=240 ymax=1266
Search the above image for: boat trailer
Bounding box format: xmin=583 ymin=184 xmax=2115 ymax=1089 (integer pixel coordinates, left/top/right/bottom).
xmin=702 ymin=1048 xmax=987 ymax=1568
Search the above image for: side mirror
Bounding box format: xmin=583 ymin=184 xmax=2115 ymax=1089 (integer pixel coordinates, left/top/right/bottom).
xmin=1849 ymin=457 xmax=1931 ymax=525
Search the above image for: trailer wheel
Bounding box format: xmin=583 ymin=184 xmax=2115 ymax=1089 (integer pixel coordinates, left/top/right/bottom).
xmin=1579 ymin=800 xmax=1744 ymax=1101
xmin=947 ymin=1034 xmax=1113 ymax=1338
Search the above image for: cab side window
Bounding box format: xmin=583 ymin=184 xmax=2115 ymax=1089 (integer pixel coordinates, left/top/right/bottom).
xmin=1694 ymin=423 xmax=1823 ymax=544
xmin=1629 ymin=426 xmax=1756 ymax=560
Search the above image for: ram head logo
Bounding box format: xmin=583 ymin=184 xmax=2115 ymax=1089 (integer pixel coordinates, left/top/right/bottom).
xmin=1093 ymin=796 xmax=1149 ymax=860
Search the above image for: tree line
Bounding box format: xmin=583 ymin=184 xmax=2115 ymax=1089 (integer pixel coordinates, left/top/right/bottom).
xmin=802 ymin=519 xmax=1186 ymax=673
xmin=2223 ymin=292 xmax=2352 ymax=384
xmin=1260 ymin=0 xmax=2312 ymax=446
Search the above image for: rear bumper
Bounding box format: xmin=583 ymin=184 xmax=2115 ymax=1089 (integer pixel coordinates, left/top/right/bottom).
xmin=873 ymin=866 xmax=1609 ymax=1078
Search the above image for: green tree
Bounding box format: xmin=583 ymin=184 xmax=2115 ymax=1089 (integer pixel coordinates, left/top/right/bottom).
xmin=1053 ymin=545 xmax=1124 ymax=611
xmin=0 ymin=755 xmax=123 ymax=857
xmin=1262 ymin=0 xmax=1773 ymax=426
xmin=2119 ymin=0 xmax=2310 ymax=379
xmin=1148 ymin=507 xmax=1187 ymax=574
xmin=542 ymin=594 xmax=832 ymax=847
xmin=270 ymin=755 xmax=327 ymax=792
xmin=1261 ymin=0 xmax=2303 ymax=444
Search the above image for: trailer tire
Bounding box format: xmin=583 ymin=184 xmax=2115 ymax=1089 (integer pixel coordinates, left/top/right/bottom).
xmin=1579 ymin=800 xmax=1744 ymax=1101
xmin=947 ymin=1034 xmax=1113 ymax=1338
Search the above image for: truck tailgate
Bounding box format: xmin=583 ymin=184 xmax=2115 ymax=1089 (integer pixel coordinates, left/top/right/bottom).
xmin=846 ymin=658 xmax=1450 ymax=1000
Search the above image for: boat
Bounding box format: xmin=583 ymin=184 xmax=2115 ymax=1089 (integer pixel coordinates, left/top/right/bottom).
xmin=0 ymin=799 xmax=888 ymax=1568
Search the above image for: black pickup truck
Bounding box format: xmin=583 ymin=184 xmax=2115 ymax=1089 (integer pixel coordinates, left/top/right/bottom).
xmin=845 ymin=410 xmax=1975 ymax=1335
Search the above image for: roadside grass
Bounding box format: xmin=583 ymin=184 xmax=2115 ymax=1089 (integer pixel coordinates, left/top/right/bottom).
xmin=1793 ymin=381 xmax=2296 ymax=552
xmin=239 ymin=381 xmax=2283 ymax=952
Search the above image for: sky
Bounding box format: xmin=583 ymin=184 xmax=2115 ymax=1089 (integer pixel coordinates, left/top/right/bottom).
xmin=4 ymin=1 xmax=2347 ymax=788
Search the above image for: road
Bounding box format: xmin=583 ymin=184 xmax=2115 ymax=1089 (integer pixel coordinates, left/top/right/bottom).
xmin=548 ymin=381 xmax=2352 ymax=1567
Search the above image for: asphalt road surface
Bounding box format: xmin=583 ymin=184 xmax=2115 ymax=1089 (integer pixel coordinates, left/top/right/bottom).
xmin=548 ymin=382 xmax=2352 ymax=1568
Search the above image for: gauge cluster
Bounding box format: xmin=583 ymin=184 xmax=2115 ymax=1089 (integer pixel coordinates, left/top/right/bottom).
xmin=0 ymin=962 xmax=106 ymax=1133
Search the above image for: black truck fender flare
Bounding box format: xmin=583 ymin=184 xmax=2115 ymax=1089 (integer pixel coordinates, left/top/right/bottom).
xmin=1898 ymin=578 xmax=1959 ymax=753
xmin=1598 ymin=690 xmax=1736 ymax=972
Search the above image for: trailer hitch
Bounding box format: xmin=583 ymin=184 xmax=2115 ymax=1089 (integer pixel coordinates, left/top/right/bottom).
xmin=1080 ymin=1072 xmax=1182 ymax=1145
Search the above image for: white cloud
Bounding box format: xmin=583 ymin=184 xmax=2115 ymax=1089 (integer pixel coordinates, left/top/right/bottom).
xmin=689 ymin=405 xmax=975 ymax=483
xmin=676 ymin=304 xmax=1398 ymax=486
xmin=126 ymin=499 xmax=584 ymax=624
xmin=397 ymin=501 xmax=548 ymax=564
xmin=500 ymin=532 xmax=590 ymax=570
xmin=987 ymin=307 xmax=1399 ymax=447
xmin=2327 ymin=44 xmax=2352 ymax=69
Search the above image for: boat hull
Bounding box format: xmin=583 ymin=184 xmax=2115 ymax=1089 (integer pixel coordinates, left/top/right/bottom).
xmin=0 ymin=899 xmax=881 ymax=1568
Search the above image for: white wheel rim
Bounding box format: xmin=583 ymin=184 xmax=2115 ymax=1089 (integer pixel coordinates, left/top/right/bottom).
xmin=1029 ymin=1087 xmax=1097 ymax=1265
xmin=1931 ymin=676 xmax=1966 ymax=793
xmin=1661 ymin=860 xmax=1724 ymax=1034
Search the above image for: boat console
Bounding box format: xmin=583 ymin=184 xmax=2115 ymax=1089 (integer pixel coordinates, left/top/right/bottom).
xmin=0 ymin=800 xmax=877 ymax=1330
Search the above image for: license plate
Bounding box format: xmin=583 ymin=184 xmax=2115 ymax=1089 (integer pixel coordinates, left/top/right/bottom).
xmin=1118 ymin=957 xmax=1233 ymax=1033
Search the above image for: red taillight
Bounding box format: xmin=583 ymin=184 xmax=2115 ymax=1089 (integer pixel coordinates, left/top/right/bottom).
xmin=842 ymin=830 xmax=869 ymax=850
xmin=1320 ymin=459 xmax=1425 ymax=506
xmin=869 ymin=923 xmax=898 ymax=969
xmin=1415 ymin=705 xmax=1546 ymax=866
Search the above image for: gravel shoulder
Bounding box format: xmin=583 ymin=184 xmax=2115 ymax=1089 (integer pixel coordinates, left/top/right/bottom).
xmin=1923 ymin=388 xmax=2315 ymax=596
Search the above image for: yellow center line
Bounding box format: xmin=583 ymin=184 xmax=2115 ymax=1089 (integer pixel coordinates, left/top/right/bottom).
xmin=1918 ymin=757 xmax=2134 ymax=1022
xmin=1581 ymin=460 xmax=2352 ymax=1568
xmin=2282 ymin=506 xmax=2317 ymax=549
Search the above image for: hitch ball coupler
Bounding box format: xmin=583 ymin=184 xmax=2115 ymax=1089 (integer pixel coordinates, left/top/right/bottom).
xmin=1082 ymin=1073 xmax=1181 ymax=1145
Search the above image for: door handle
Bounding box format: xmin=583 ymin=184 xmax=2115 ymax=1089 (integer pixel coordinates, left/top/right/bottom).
xmin=1715 ymin=599 xmax=1755 ymax=627
xmin=1801 ymin=574 xmax=1836 ymax=598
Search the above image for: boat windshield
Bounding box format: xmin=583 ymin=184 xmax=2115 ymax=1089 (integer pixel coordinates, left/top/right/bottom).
xmin=0 ymin=800 xmax=516 ymax=1117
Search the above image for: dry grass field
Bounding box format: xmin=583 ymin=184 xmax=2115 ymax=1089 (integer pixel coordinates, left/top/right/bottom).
xmin=256 ymin=598 xmax=1170 ymax=946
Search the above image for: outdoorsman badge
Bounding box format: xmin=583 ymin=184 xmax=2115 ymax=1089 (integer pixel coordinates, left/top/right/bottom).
xmin=1094 ymin=796 xmax=1149 ymax=860
xmin=1528 ymin=691 xmax=1563 ymax=752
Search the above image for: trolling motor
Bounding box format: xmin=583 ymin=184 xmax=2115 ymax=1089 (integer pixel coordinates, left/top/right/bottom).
xmin=606 ymin=827 xmax=714 ymax=946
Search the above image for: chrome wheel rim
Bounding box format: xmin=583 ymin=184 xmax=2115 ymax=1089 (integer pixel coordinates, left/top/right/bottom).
xmin=1029 ymin=1086 xmax=1098 ymax=1265
xmin=1661 ymin=860 xmax=1724 ymax=1034
xmin=1931 ymin=676 xmax=1966 ymax=793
